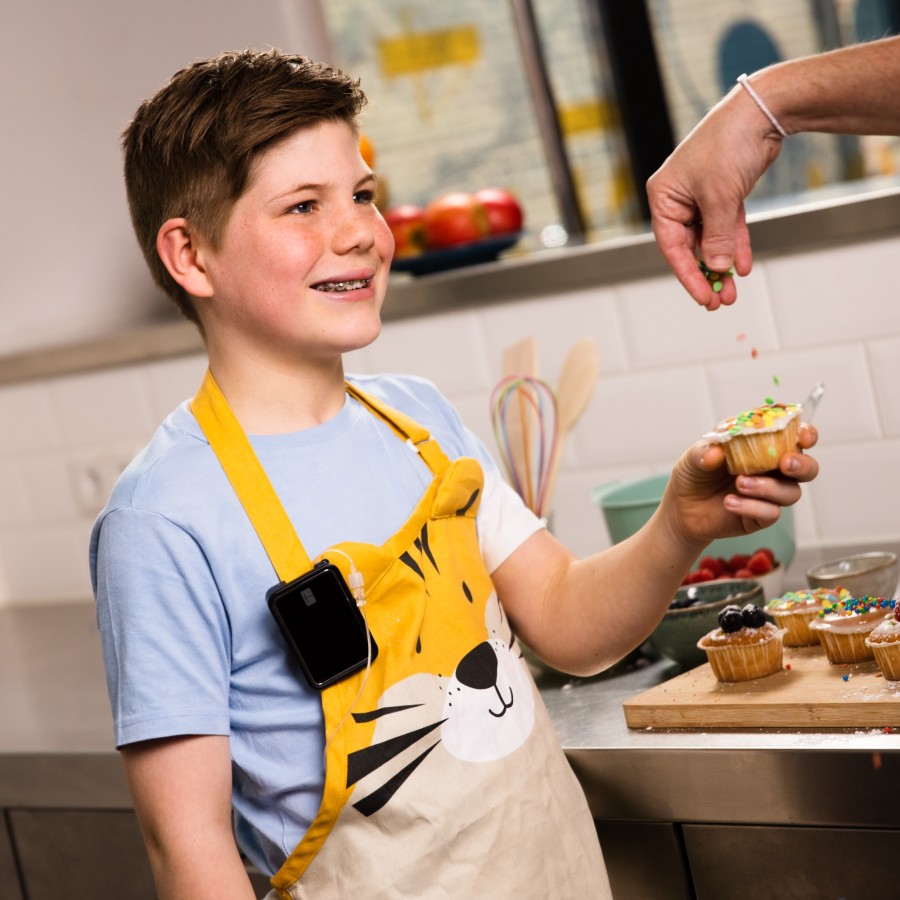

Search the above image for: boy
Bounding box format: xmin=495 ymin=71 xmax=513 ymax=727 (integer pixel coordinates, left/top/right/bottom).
xmin=91 ymin=49 xmax=818 ymax=899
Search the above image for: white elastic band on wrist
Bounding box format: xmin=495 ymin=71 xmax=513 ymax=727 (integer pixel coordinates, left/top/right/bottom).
xmin=737 ymin=74 xmax=788 ymax=138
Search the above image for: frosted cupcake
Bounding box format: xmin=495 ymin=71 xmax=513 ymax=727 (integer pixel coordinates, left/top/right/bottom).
xmin=697 ymin=603 xmax=786 ymax=682
xmin=765 ymin=587 xmax=850 ymax=647
xmin=865 ymin=602 xmax=900 ymax=680
xmin=809 ymin=596 xmax=893 ymax=664
xmin=704 ymin=400 xmax=801 ymax=475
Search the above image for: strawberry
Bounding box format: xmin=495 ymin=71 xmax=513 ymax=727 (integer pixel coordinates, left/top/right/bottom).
xmin=728 ymin=554 xmax=750 ymax=572
xmin=734 ymin=567 xmax=753 ymax=579
xmin=682 ymin=568 xmax=715 ymax=585
xmin=699 ymin=556 xmax=724 ymax=578
xmin=747 ymin=551 xmax=774 ymax=575
xmin=756 ymin=547 xmax=776 ymax=564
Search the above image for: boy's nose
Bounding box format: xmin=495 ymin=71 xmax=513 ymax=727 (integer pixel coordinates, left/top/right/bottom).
xmin=332 ymin=208 xmax=376 ymax=254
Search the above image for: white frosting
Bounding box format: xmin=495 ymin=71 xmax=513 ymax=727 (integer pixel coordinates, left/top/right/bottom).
xmin=810 ymin=609 xmax=891 ymax=635
xmin=866 ymin=615 xmax=900 ymax=643
xmin=704 ymin=403 xmax=801 ymax=444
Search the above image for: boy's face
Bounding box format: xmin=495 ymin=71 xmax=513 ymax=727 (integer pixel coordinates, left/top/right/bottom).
xmin=195 ymin=120 xmax=394 ymax=366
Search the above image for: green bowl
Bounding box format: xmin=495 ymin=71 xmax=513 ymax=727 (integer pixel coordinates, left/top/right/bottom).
xmin=592 ymin=473 xmax=796 ymax=569
xmin=648 ymin=579 xmax=765 ymax=670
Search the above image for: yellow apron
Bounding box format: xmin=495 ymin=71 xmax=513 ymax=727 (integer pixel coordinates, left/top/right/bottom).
xmin=192 ymin=371 xmax=610 ymax=899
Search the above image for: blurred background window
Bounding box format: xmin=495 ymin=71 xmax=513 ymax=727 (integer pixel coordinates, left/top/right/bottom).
xmin=322 ymin=0 xmax=900 ymax=252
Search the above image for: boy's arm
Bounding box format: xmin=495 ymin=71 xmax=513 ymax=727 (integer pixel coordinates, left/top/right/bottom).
xmin=492 ymin=431 xmax=818 ymax=676
xmin=122 ymin=735 xmax=258 ymax=900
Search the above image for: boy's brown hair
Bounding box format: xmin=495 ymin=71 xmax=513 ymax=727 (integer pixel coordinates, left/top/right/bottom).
xmin=123 ymin=49 xmax=367 ymax=325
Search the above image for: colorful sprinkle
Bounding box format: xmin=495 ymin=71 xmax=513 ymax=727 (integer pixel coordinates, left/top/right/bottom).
xmin=842 ymin=674 xmax=849 ymax=681
xmin=819 ymin=596 xmax=896 ymax=617
xmin=698 ymin=258 xmax=734 ymax=287
xmin=773 ymin=375 xmax=781 ymax=386
xmin=751 ymin=347 xmax=758 ymax=359
xmin=724 ymin=401 xmax=799 ymax=436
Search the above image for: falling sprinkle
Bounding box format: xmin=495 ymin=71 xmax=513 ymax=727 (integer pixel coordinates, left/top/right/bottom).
xmin=764 ymin=396 xmax=775 ymax=404
xmin=773 ymin=375 xmax=781 ymax=386
xmin=736 ymin=333 xmax=746 ymax=342
xmin=785 ymin=663 xmax=791 ymax=671
xmin=751 ymin=347 xmax=759 ymax=359
xmin=885 ymin=726 xmax=893 ymax=734
xmin=842 ymin=674 xmax=850 ymax=682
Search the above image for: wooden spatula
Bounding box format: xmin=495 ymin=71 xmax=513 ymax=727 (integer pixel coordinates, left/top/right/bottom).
xmin=543 ymin=338 xmax=599 ymax=515
xmin=555 ymin=337 xmax=599 ymax=437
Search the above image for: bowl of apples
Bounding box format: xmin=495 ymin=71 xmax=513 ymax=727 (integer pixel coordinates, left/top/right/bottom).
xmin=385 ymin=188 xmax=524 ymax=275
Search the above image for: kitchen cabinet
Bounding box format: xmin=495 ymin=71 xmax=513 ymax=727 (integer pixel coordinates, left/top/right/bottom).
xmin=9 ymin=809 xmax=156 ymax=899
xmin=594 ymin=821 xmax=692 ymax=899
xmin=4 ymin=808 xmax=271 ymax=899
xmin=683 ymin=823 xmax=898 ymax=898
xmin=0 ymin=814 xmax=23 ymax=900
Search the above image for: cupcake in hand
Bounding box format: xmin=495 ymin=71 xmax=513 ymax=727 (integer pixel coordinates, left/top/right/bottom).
xmin=703 ymin=400 xmax=801 ymax=475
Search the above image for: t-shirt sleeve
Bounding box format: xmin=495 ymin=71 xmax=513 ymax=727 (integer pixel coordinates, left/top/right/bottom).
xmin=477 ymin=465 xmax=544 ymax=573
xmin=94 ymin=507 xmax=232 ymax=747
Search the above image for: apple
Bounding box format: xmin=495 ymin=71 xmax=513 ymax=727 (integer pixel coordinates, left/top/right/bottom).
xmin=383 ymin=204 xmax=426 ymax=258
xmin=473 ymin=187 xmax=524 ymax=235
xmin=422 ymin=192 xmax=490 ymax=249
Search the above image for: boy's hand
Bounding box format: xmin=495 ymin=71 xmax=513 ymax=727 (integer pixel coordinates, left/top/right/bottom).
xmin=665 ymin=424 xmax=819 ymax=548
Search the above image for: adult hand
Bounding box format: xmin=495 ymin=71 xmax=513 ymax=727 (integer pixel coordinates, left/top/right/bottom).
xmin=646 ymin=86 xmax=785 ymax=309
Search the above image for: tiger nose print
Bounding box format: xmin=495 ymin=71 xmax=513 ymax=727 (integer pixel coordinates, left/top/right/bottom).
xmin=455 ymin=642 xmax=498 ymax=690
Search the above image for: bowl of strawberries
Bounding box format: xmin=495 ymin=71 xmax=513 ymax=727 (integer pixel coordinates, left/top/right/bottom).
xmin=683 ymin=547 xmax=785 ymax=601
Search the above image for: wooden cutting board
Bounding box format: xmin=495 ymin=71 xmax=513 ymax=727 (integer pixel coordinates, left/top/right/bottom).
xmin=623 ymin=645 xmax=900 ymax=729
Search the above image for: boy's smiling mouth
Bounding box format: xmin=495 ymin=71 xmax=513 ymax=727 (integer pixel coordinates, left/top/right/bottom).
xmin=312 ymin=277 xmax=371 ymax=293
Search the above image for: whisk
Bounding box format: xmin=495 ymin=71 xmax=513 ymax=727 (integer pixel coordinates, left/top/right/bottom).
xmin=490 ymin=375 xmax=559 ymax=519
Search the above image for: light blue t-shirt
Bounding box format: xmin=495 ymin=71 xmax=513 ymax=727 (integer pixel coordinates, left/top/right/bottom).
xmin=90 ymin=373 xmax=539 ymax=876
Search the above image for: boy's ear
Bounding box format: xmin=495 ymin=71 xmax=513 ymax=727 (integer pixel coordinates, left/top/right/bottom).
xmin=156 ymin=218 xmax=215 ymax=298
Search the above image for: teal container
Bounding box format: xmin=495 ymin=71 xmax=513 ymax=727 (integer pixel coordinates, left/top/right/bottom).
xmin=592 ymin=474 xmax=795 ymax=569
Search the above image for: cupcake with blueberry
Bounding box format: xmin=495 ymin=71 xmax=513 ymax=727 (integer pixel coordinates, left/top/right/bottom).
xmin=704 ymin=400 xmax=801 ymax=475
xmin=697 ymin=603 xmax=786 ymax=682
xmin=809 ymin=596 xmax=893 ymax=664
xmin=864 ymin=600 xmax=900 ymax=680
xmin=765 ymin=587 xmax=850 ymax=647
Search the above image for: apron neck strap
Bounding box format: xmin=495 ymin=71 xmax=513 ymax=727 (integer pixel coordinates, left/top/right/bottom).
xmin=190 ymin=370 xmax=449 ymax=583
xmin=343 ymin=382 xmax=450 ymax=475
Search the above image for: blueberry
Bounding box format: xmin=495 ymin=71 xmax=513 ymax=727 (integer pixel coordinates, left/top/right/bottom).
xmin=718 ymin=604 xmax=743 ymax=633
xmin=741 ymin=604 xmax=767 ymax=628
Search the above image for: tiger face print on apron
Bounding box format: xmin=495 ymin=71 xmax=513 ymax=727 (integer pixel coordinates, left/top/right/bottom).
xmin=192 ymin=371 xmax=611 ymax=900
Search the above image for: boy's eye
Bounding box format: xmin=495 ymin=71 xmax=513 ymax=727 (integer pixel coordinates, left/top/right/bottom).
xmin=288 ymin=200 xmax=315 ymax=214
xmin=354 ymin=189 xmax=376 ymax=205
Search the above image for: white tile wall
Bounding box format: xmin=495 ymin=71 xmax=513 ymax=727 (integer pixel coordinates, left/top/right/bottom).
xmin=1 ymin=230 xmax=899 ymax=606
